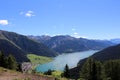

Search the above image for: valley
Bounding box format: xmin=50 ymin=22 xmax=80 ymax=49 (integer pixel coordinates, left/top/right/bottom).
xmin=0 ymin=0 xmax=120 ymax=79
xmin=0 ymin=30 xmax=120 ymax=80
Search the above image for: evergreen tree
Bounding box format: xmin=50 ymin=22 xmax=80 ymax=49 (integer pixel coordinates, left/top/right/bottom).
xmin=7 ymin=54 xmax=18 ymax=70
xmin=63 ymin=64 xmax=70 ymax=78
xmin=44 ymin=69 xmax=52 ymax=75
xmin=17 ymin=63 xmax=22 ymax=72
xmin=0 ymin=51 xmax=18 ymax=70
xmin=3 ymin=57 xmax=9 ymax=68
xmin=0 ymin=51 xmax=5 ymax=67
xmin=104 ymin=60 xmax=120 ymax=80
xmin=95 ymin=61 xmax=106 ymax=80
xmin=80 ymin=58 xmax=104 ymax=80
xmin=91 ymin=62 xmax=97 ymax=80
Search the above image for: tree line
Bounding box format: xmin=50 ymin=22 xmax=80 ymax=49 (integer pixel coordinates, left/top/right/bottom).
xmin=0 ymin=51 xmax=18 ymax=70
xmin=79 ymin=58 xmax=120 ymax=80
xmin=63 ymin=58 xmax=120 ymax=80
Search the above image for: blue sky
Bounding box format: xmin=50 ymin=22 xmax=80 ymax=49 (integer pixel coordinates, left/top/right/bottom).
xmin=0 ymin=0 xmax=120 ymax=39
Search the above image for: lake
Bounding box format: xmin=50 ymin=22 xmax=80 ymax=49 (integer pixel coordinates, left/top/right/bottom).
xmin=36 ymin=50 xmax=98 ymax=72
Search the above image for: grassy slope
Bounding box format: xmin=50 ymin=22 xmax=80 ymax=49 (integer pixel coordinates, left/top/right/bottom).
xmin=0 ymin=67 xmax=68 ymax=80
xmin=52 ymin=71 xmax=62 ymax=78
xmin=0 ymin=67 xmax=55 ymax=80
xmin=0 ymin=67 xmax=18 ymax=73
xmin=27 ymin=54 xmax=53 ymax=65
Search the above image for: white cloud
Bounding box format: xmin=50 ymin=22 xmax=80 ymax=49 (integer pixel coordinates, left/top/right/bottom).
xmin=0 ymin=20 xmax=9 ymax=25
xmin=73 ymin=32 xmax=80 ymax=38
xmin=43 ymin=32 xmax=50 ymax=36
xmin=74 ymin=32 xmax=78 ymax=35
xmin=72 ymin=32 xmax=87 ymax=38
xmin=20 ymin=10 xmax=35 ymax=17
xmin=72 ymin=28 xmax=76 ymax=31
xmin=25 ymin=11 xmax=35 ymax=17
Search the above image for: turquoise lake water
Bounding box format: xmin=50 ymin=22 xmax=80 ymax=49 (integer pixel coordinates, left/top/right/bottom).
xmin=36 ymin=50 xmax=98 ymax=72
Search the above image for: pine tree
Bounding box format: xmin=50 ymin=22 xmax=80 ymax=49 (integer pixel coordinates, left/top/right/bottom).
xmin=4 ymin=57 xmax=9 ymax=68
xmin=80 ymin=58 xmax=94 ymax=80
xmin=0 ymin=51 xmax=5 ymax=67
xmin=44 ymin=69 xmax=52 ymax=75
xmin=7 ymin=54 xmax=18 ymax=70
xmin=104 ymin=60 xmax=120 ymax=80
xmin=91 ymin=62 xmax=97 ymax=80
xmin=80 ymin=58 xmax=104 ymax=80
xmin=63 ymin=64 xmax=70 ymax=78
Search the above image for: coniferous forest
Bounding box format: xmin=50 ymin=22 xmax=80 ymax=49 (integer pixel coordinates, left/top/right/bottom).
xmin=79 ymin=58 xmax=120 ymax=80
xmin=63 ymin=58 xmax=120 ymax=80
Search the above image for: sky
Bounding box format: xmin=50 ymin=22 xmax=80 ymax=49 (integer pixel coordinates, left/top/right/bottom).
xmin=0 ymin=0 xmax=120 ymax=39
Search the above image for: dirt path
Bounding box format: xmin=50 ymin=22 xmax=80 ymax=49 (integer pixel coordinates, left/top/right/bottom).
xmin=0 ymin=72 xmax=55 ymax=80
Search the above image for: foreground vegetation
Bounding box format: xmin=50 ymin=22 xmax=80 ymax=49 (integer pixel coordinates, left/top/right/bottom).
xmin=0 ymin=51 xmax=120 ymax=80
xmin=0 ymin=67 xmax=55 ymax=80
xmin=79 ymin=58 xmax=120 ymax=80
xmin=0 ymin=51 xmax=18 ymax=70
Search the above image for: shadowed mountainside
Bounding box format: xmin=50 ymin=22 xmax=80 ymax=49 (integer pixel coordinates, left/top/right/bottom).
xmin=0 ymin=30 xmax=57 ymax=62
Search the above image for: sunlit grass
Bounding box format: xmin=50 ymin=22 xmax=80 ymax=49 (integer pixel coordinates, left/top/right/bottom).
xmin=52 ymin=71 xmax=62 ymax=78
xmin=27 ymin=54 xmax=53 ymax=66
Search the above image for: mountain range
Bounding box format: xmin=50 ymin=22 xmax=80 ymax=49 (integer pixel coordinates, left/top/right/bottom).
xmin=28 ymin=35 xmax=114 ymax=53
xmin=0 ymin=30 xmax=57 ymax=62
xmin=0 ymin=30 xmax=119 ymax=63
xmin=110 ymin=38 xmax=120 ymax=44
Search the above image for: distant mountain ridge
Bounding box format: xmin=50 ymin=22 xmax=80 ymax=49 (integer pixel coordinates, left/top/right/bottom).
xmin=110 ymin=38 xmax=120 ymax=44
xmin=28 ymin=35 xmax=114 ymax=53
xmin=0 ymin=30 xmax=57 ymax=62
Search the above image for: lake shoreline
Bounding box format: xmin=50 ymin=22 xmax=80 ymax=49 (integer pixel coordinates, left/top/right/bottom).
xmin=36 ymin=50 xmax=98 ymax=72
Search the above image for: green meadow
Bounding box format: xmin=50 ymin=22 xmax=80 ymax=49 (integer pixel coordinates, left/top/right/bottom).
xmin=27 ymin=54 xmax=53 ymax=65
